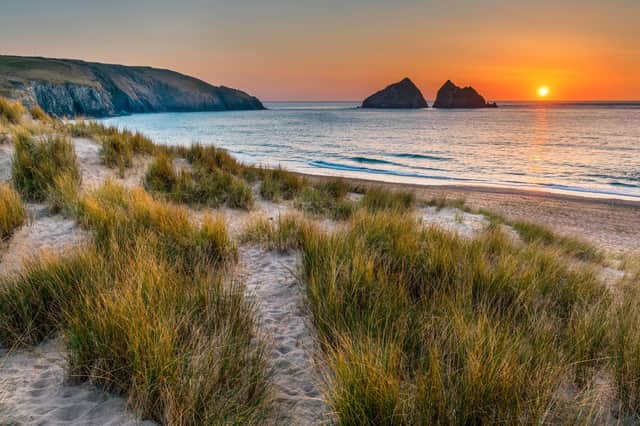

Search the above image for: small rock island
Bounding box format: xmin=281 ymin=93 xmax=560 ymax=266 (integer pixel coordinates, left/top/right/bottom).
xmin=362 ymin=77 xmax=428 ymax=109
xmin=433 ymin=80 xmax=498 ymax=108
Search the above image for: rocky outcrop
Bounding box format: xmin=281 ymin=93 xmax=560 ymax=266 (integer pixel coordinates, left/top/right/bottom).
xmin=433 ymin=80 xmax=497 ymax=108
xmin=0 ymin=55 xmax=264 ymax=117
xmin=362 ymin=78 xmax=428 ymax=109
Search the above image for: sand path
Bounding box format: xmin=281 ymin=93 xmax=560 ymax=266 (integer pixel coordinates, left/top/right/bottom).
xmin=239 ymin=246 xmax=330 ymax=425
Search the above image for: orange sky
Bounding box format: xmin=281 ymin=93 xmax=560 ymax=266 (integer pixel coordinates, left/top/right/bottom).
xmin=2 ymin=0 xmax=639 ymax=101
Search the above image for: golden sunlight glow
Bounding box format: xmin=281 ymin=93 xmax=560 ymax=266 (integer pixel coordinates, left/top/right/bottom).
xmin=537 ymin=86 xmax=550 ymax=98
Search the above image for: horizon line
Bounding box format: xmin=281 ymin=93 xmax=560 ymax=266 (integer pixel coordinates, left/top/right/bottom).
xmin=262 ymin=99 xmax=640 ymax=103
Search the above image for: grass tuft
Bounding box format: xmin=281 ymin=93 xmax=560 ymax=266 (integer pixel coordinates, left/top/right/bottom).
xmin=295 ymin=179 xmax=356 ymax=220
xmin=241 ymin=213 xmax=317 ymax=253
xmin=0 ymin=97 xmax=26 ymax=125
xmin=30 ymin=105 xmax=50 ymax=122
xmin=260 ymin=167 xmax=305 ymax=202
xmin=65 ymin=236 xmax=270 ymax=424
xmin=0 ymin=249 xmax=100 ymax=347
xmin=77 ymin=181 xmax=237 ymax=268
xmin=361 ymin=187 xmax=415 ymax=213
xmin=69 ymin=121 xmax=154 ymax=174
xmin=11 ymin=130 xmax=80 ymax=201
xmin=0 ymin=183 xmax=27 ymax=240
xmin=145 ymin=153 xmax=255 ymax=210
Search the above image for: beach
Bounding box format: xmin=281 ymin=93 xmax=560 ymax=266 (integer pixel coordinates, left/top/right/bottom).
xmin=1 ymin=114 xmax=639 ymax=424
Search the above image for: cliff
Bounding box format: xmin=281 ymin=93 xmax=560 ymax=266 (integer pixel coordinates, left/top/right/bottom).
xmin=362 ymin=78 xmax=428 ymax=109
xmin=0 ymin=55 xmax=264 ymax=117
xmin=433 ymin=80 xmax=497 ymax=108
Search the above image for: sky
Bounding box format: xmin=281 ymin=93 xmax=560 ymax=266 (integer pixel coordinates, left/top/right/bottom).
xmin=1 ymin=0 xmax=639 ymax=101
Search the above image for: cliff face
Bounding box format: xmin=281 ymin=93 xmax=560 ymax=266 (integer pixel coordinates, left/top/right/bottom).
xmin=0 ymin=56 xmax=264 ymax=117
xmin=362 ymin=78 xmax=428 ymax=109
xmin=433 ymin=80 xmax=497 ymax=109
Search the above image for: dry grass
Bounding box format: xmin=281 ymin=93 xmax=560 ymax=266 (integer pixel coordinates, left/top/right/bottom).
xmin=0 ymin=181 xmax=271 ymax=423
xmin=0 ymin=96 xmax=26 ymax=125
xmin=29 ymin=105 xmax=51 ymax=122
xmin=144 ymin=152 xmax=255 ymax=210
xmin=295 ymin=179 xmax=357 ymax=220
xmin=260 ymin=167 xmax=305 ymax=202
xmin=255 ymin=209 xmax=620 ymax=423
xmin=11 ymin=130 xmax=80 ymax=201
xmin=241 ymin=213 xmax=317 ymax=253
xmin=361 ymin=186 xmax=415 ymax=213
xmin=0 ymin=182 xmax=26 ymax=240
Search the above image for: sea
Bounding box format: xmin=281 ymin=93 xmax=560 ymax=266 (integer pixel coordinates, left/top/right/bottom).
xmin=100 ymin=101 xmax=640 ymax=201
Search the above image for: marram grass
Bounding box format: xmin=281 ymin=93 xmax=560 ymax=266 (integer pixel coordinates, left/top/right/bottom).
xmin=145 ymin=151 xmax=255 ymax=210
xmin=0 ymin=182 xmax=26 ymax=240
xmin=258 ymin=209 xmax=625 ymax=423
xmin=11 ymin=130 xmax=80 ymax=201
xmin=0 ymin=181 xmax=271 ymax=424
xmin=0 ymin=96 xmax=26 ymax=125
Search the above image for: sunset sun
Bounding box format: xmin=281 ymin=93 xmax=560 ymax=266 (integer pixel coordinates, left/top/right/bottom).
xmin=538 ymin=86 xmax=550 ymax=98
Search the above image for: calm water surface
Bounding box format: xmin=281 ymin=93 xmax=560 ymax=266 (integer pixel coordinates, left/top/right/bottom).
xmin=101 ymin=102 xmax=640 ymax=200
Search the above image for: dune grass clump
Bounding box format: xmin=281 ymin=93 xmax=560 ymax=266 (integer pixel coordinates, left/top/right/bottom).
xmin=241 ymin=213 xmax=317 ymax=252
xmin=260 ymin=167 xmax=305 ymax=202
xmin=145 ymin=153 xmax=255 ymax=210
xmin=361 ymin=186 xmax=415 ymax=213
xmin=422 ymin=195 xmax=603 ymax=263
xmin=0 ymin=249 xmax=100 ymax=347
xmin=182 ymin=143 xmax=245 ymax=175
xmin=69 ymin=121 xmax=154 ymax=153
xmin=295 ymin=179 xmax=356 ymax=220
xmin=99 ymin=130 xmax=154 ymax=176
xmin=68 ymin=120 xmax=111 ymax=138
xmin=100 ymin=134 xmax=134 ymax=175
xmin=0 ymin=96 xmax=26 ymax=125
xmin=284 ymin=209 xmax=613 ymax=423
xmin=29 ymin=105 xmax=50 ymax=122
xmin=11 ymin=130 xmax=80 ymax=201
xmin=77 ymin=181 xmax=236 ymax=267
xmin=0 ymin=183 xmax=26 ymax=240
xmin=426 ymin=194 xmax=467 ymax=211
xmin=65 ymin=235 xmax=270 ymax=424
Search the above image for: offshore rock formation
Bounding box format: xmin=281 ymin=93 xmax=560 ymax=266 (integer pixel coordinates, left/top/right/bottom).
xmin=362 ymin=78 xmax=428 ymax=109
xmin=433 ymin=80 xmax=498 ymax=108
xmin=0 ymin=55 xmax=264 ymax=117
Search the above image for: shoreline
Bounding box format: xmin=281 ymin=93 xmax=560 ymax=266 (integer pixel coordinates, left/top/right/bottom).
xmin=299 ymin=174 xmax=640 ymax=208
xmin=296 ymin=172 xmax=640 ymax=254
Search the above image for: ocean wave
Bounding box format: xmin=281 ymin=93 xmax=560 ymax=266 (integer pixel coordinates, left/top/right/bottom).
xmin=348 ymin=157 xmax=398 ymax=166
xmin=389 ymin=153 xmax=450 ymax=161
xmin=609 ymin=181 xmax=640 ymax=188
xmin=309 ymin=160 xmax=469 ymax=181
